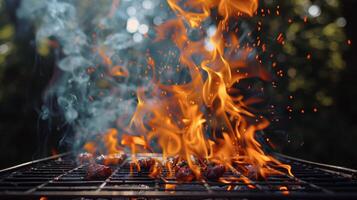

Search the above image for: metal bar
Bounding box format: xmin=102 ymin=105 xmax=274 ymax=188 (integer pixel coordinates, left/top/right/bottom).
xmin=269 ymin=165 xmax=335 ymax=194
xmin=1 ymin=191 xmax=357 ymax=199
xmin=275 ymin=153 xmax=357 ymax=177
xmin=24 ymin=164 xmax=84 ymax=194
xmin=95 ymin=163 xmax=123 ymax=192
xmin=0 ymin=152 xmax=71 ymax=174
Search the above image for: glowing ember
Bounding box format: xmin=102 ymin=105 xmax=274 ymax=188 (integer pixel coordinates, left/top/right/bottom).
xmin=279 ymin=185 xmax=290 ymax=195
xmin=347 ymin=39 xmax=352 ymax=45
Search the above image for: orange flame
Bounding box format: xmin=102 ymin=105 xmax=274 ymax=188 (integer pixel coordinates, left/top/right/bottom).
xmin=103 ymin=128 xmax=123 ymax=154
xmin=149 ymin=160 xmax=162 ymax=178
xmin=98 ymin=48 xmax=129 ymax=77
xmin=121 ymin=134 xmax=149 ymax=153
xmin=129 ymin=0 xmax=291 ymax=180
xmin=110 ymin=65 xmax=128 ymax=77
xmin=82 ymin=0 xmax=292 ymax=182
xmin=83 ymin=142 xmax=97 ymax=154
xmin=165 ymin=184 xmax=176 ymax=190
xmin=279 ymin=185 xmax=290 ymax=195
xmin=121 ymin=134 xmax=150 ymax=173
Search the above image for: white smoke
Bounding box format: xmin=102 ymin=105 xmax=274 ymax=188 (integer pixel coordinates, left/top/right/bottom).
xmin=17 ymin=0 xmax=172 ymax=149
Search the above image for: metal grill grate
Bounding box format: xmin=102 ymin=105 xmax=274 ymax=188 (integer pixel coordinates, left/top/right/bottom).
xmin=0 ymin=153 xmax=356 ymax=199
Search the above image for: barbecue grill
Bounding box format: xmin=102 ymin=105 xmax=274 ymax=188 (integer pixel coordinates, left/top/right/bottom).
xmin=0 ymin=153 xmax=356 ymax=200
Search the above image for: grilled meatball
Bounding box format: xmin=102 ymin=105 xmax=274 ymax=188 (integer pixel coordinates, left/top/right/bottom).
xmin=175 ymin=165 xmax=195 ymax=182
xmin=96 ymin=153 xmax=126 ymax=165
xmin=85 ymin=163 xmax=112 ymax=180
xmin=204 ymin=164 xmax=225 ymax=180
xmin=77 ymin=152 xmax=93 ymax=164
xmin=137 ymin=158 xmax=156 ymax=171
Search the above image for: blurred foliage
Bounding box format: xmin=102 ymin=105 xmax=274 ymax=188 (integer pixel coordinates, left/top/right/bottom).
xmin=0 ymin=0 xmax=356 ymax=168
xmin=0 ymin=0 xmax=59 ymax=169
xmin=0 ymin=2 xmax=14 ymax=109
xmin=253 ymin=0 xmax=356 ymax=168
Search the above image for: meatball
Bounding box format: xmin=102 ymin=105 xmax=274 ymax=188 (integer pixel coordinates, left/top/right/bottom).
xmin=175 ymin=165 xmax=195 ymax=182
xmin=77 ymin=152 xmax=93 ymax=164
xmin=85 ymin=163 xmax=112 ymax=180
xmin=96 ymin=153 xmax=126 ymax=165
xmin=204 ymin=164 xmax=225 ymax=180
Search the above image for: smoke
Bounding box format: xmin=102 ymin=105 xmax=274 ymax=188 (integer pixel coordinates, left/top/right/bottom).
xmin=17 ymin=0 xmax=258 ymax=153
xmin=17 ymin=0 xmax=168 ymax=149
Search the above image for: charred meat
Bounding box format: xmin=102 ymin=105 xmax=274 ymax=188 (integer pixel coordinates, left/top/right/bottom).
xmin=203 ymin=163 xmax=226 ymax=180
xmin=174 ymin=161 xmax=195 ymax=182
xmin=85 ymin=163 xmax=112 ymax=180
xmin=77 ymin=152 xmax=94 ymax=164
xmin=175 ymin=165 xmax=195 ymax=182
xmin=96 ymin=153 xmax=126 ymax=165
xmin=137 ymin=157 xmax=156 ymax=171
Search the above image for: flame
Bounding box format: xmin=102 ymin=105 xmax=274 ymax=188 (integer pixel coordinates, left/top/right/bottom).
xmin=98 ymin=48 xmax=129 ymax=77
xmin=103 ymin=128 xmax=123 ymax=154
xmin=83 ymin=142 xmax=97 ymax=154
xmin=163 ymin=177 xmax=176 ymax=190
xmin=216 ymin=0 xmax=258 ymax=18
xmin=81 ymin=0 xmax=292 ymax=182
xmin=121 ymin=134 xmax=149 ymax=154
xmin=133 ymin=0 xmax=291 ymax=180
xmin=167 ymin=0 xmax=258 ymax=28
xmin=149 ymin=159 xmax=162 ymax=178
xmin=219 ymin=176 xmax=255 ymax=189
xmin=82 ymin=128 xmax=124 ymax=156
xmin=111 ymin=66 xmax=128 ymax=77
xmin=165 ymin=184 xmax=176 ymax=190
xmin=279 ymin=186 xmax=290 ymax=195
xmin=121 ymin=134 xmax=150 ymax=173
xmin=98 ymin=49 xmax=113 ymax=66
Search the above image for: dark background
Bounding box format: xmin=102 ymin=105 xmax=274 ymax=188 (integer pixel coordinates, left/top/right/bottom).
xmin=0 ymin=0 xmax=356 ymax=169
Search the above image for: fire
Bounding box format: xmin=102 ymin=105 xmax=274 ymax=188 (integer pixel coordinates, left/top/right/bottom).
xmin=279 ymin=186 xmax=290 ymax=195
xmin=98 ymin=48 xmax=129 ymax=77
xmin=219 ymin=176 xmax=255 ymax=189
xmin=103 ymin=128 xmax=122 ymax=154
xmin=110 ymin=66 xmax=128 ymax=77
xmin=82 ymin=0 xmax=292 ymax=182
xmin=165 ymin=183 xmax=176 ymax=190
xmin=83 ymin=142 xmax=96 ymax=154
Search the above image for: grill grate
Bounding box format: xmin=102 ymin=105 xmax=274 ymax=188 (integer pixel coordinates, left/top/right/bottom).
xmin=0 ymin=153 xmax=356 ymax=199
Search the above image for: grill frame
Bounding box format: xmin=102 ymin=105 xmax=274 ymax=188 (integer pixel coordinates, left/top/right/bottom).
xmin=1 ymin=153 xmax=356 ymax=200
